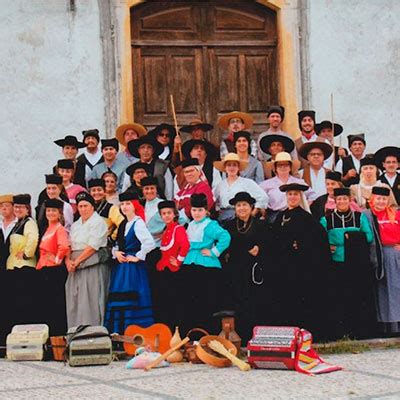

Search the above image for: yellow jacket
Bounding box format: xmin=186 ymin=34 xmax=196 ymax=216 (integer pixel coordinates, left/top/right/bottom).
xmin=104 ymin=205 xmax=124 ymax=241
xmin=7 ymin=218 xmax=39 ymax=270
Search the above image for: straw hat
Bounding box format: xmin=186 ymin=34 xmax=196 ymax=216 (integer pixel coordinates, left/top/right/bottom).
xmin=115 ymin=123 xmax=147 ymax=146
xmin=214 ymin=153 xmax=248 ymax=172
xmin=0 ymin=194 xmax=14 ymax=204
xmin=217 ymin=111 xmax=253 ymax=130
xmin=272 ymin=152 xmax=301 ymax=175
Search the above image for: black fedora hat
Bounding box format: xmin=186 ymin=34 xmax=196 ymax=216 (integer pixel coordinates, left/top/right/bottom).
xmin=148 ymin=123 xmax=176 ymax=139
xmin=127 ymin=136 xmax=164 ymax=159
xmin=229 ymin=191 xmax=256 ymax=206
xmin=374 ymin=146 xmax=400 ymax=170
xmin=279 ymin=183 xmax=309 ymax=192
xmin=298 ymin=141 xmax=333 ymax=160
xmin=180 ymin=119 xmax=213 ymax=133
xmin=259 ymin=134 xmax=295 ymax=155
xmin=182 ymin=139 xmax=214 ymax=159
xmin=54 ymin=135 xmax=86 ymax=149
xmin=315 ymin=121 xmax=343 ymax=137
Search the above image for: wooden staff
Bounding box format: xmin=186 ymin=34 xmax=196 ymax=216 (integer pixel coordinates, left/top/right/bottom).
xmin=330 ymin=93 xmax=336 ymax=169
xmin=144 ymin=336 xmax=189 ymax=371
xmin=170 ymin=94 xmax=183 ymax=161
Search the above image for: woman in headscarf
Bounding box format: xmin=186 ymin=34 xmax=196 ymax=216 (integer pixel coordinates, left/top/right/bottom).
xmin=65 ymin=192 xmax=109 ymax=327
xmin=36 ymin=199 xmax=70 ymax=335
xmin=364 ymin=186 xmax=400 ymax=334
xmin=213 ymin=153 xmax=268 ymax=224
xmin=320 ymin=187 xmax=375 ymax=340
xmin=104 ymin=191 xmax=156 ymax=334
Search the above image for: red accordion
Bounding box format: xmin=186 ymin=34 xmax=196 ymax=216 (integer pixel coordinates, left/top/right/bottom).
xmin=247 ymin=326 xmax=300 ymax=370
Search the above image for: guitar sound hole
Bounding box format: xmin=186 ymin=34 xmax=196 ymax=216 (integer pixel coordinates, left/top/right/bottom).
xmin=133 ymin=335 xmax=144 ymax=346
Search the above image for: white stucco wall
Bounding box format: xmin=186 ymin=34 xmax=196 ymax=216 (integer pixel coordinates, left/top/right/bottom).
xmin=308 ymin=0 xmax=400 ymax=152
xmin=0 ymin=0 xmax=105 ymax=204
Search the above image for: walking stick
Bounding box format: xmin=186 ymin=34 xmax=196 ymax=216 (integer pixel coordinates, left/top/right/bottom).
xmin=330 ymin=93 xmax=336 ymax=169
xmin=170 ymin=94 xmax=183 ymax=161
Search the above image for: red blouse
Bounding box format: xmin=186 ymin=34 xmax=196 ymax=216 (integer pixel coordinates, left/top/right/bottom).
xmin=156 ymin=222 xmax=190 ymax=272
xmin=375 ymin=209 xmax=400 ymax=246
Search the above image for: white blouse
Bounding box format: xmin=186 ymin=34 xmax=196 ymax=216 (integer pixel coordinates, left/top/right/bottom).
xmin=124 ymin=216 xmax=156 ymax=261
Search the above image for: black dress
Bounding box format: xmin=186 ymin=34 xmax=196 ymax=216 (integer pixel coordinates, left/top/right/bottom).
xmin=270 ymin=206 xmax=331 ymax=340
xmin=224 ymin=217 xmax=270 ymax=341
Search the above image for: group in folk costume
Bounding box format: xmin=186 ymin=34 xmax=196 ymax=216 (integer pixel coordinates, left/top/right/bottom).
xmin=105 ymin=191 xmax=156 ymax=334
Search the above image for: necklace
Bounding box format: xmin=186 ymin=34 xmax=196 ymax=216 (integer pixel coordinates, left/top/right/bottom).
xmin=237 ymin=217 xmax=253 ymax=234
xmin=333 ymin=209 xmax=354 ymax=228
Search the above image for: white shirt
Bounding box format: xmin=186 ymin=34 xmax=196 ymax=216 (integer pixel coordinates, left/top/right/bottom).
xmin=299 ymin=168 xmax=327 ymax=197
xmin=213 ymin=176 xmax=269 ymax=210
xmin=70 ymin=211 xmax=108 ymax=251
xmin=124 ymin=216 xmax=155 ymax=261
xmin=159 ymin=146 xmax=170 ymax=160
xmin=384 ymin=173 xmax=397 ymax=187
xmin=63 ymin=201 xmax=74 ymax=233
xmin=82 ymin=148 xmax=103 ymax=181
xmin=335 ymin=152 xmax=365 ymax=175
xmin=1 ymin=217 xmax=17 ymax=242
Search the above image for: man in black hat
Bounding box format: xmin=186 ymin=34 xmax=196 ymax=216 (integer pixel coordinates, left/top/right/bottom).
xmin=90 ymin=138 xmax=129 ymax=192
xmin=257 ymin=105 xmax=298 ymax=161
xmin=124 ymin=136 xmax=173 ymax=199
xmin=335 ymin=134 xmax=367 ymax=186
xmin=0 ymin=194 xmax=17 ymax=269
xmin=376 ymin=146 xmax=400 ymax=204
xmin=77 ymin=129 xmax=104 ymax=183
xmin=53 ymin=135 xmax=87 ymax=187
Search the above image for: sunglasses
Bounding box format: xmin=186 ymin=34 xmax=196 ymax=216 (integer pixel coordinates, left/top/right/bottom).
xmin=158 ymin=133 xmax=170 ymax=138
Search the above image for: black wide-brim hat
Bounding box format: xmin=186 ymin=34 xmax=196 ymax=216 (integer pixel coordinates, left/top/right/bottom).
xmin=315 ymin=121 xmax=343 ymax=137
xmin=374 ymin=146 xmax=400 ymax=169
xmin=182 ymin=139 xmax=214 ymax=159
xmin=229 ymin=191 xmax=256 ymax=206
xmin=127 ymin=136 xmax=164 ymax=159
xmin=279 ymin=183 xmax=309 ymax=192
xmin=259 ymin=134 xmax=295 ymax=155
xmin=180 ymin=119 xmax=213 ymax=133
xmin=149 ymin=123 xmax=176 ymax=138
xmin=298 ymin=141 xmax=333 ymax=160
xmin=54 ymin=135 xmax=86 ymax=148
xmin=126 ymin=162 xmax=151 ymax=177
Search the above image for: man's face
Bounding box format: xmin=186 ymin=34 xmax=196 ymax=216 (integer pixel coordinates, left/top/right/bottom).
xmin=191 ymin=128 xmax=205 ymax=140
xmin=143 ymin=185 xmax=157 ymax=201
xmin=62 ymin=145 xmax=78 ymax=160
xmin=157 ymin=129 xmax=171 ymax=146
xmin=102 ymin=146 xmax=117 ymax=162
xmin=89 ymin=186 xmax=106 ymax=202
xmin=307 ymin=148 xmax=324 ymax=168
xmin=349 ymin=140 xmax=365 ymax=157
xmin=124 ymin=129 xmax=139 ymax=144
xmin=133 ymin=169 xmax=147 ymax=184
xmin=0 ymin=202 xmax=14 ymax=219
xmin=139 ymin=144 xmax=154 ymax=162
xmin=190 ymin=144 xmax=207 ymax=163
xmin=84 ymin=136 xmax=98 ymax=150
xmin=301 ymin=117 xmax=315 ymax=134
xmin=383 ymin=156 xmax=398 ymax=174
xmin=269 ymin=141 xmax=284 ymax=156
xmin=268 ymin=113 xmax=282 ymax=129
xmin=319 ymin=128 xmax=333 ymax=140
xmin=228 ymin=118 xmax=245 ymax=133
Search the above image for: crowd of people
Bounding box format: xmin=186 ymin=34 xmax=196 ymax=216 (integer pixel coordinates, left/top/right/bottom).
xmin=0 ymin=107 xmax=399 ymax=346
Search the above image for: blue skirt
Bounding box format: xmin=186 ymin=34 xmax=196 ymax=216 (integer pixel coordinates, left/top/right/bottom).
xmin=104 ymin=260 xmax=154 ymax=334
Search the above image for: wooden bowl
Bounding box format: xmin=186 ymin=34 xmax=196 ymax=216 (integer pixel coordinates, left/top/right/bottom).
xmin=196 ymin=335 xmax=237 ymax=368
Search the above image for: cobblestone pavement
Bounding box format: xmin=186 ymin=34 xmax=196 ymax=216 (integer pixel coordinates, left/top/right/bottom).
xmin=0 ymin=349 xmax=399 ymax=399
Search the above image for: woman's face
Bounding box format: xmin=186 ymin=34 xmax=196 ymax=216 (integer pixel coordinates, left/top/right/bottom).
xmin=77 ymin=201 xmax=94 ymax=221
xmin=326 ymin=179 xmax=341 ymax=196
xmin=190 ymin=144 xmax=207 ymax=163
xmin=120 ymin=200 xmax=135 ymax=217
xmin=58 ymin=168 xmax=74 ymax=183
xmin=143 ymin=185 xmax=158 ymax=201
xmin=124 ymin=129 xmax=139 ymax=144
xmin=373 ymin=195 xmax=389 ymax=211
xmin=46 ymin=184 xmax=61 ymax=199
xmin=13 ymin=204 xmax=28 ymax=219
xmin=235 ymin=137 xmax=249 ymax=154
xmin=286 ymin=190 xmax=302 ymax=208
xmin=225 ymin=161 xmax=240 ymax=177
xmin=361 ymin=165 xmax=377 ymax=181
xmin=46 ymin=207 xmax=61 ymax=223
xmin=235 ymin=201 xmax=252 ymax=220
xmin=157 ymin=129 xmax=171 ymax=146
xmin=335 ymin=195 xmax=351 ymax=212
xmin=183 ymin=166 xmax=201 ymax=184
xmin=275 ymin=161 xmax=291 ymax=177
xmin=269 ymin=142 xmax=284 ymax=156
xmin=62 ymin=146 xmax=78 ymax=160
xmin=160 ymin=208 xmax=175 ymax=224
xmin=191 ymin=207 xmax=207 ymax=221
xmin=89 ymin=186 xmax=106 ymax=202
xmin=103 ymin=175 xmax=117 ymax=193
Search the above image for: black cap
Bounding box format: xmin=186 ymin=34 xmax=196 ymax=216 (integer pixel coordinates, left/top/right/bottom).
xmin=333 ymin=187 xmax=351 ymax=197
xmin=54 ymin=135 xmax=86 ymax=148
xmin=233 ymin=131 xmax=251 ymax=144
xmin=348 ymin=134 xmax=366 ymax=146
xmin=126 ymin=162 xmax=150 ymax=177
xmin=57 ymin=159 xmax=74 ymax=170
xmin=82 ymin=129 xmax=100 ymax=141
xmin=141 ymin=176 xmax=158 ymax=187
xmin=44 ymin=199 xmax=64 ymax=209
xmin=371 ymin=186 xmax=390 ymax=196
xmin=119 ymin=191 xmax=140 ymax=202
xmin=13 ymin=194 xmax=31 ymax=205
xmin=190 ymin=193 xmax=208 ymax=209
xmin=158 ymin=200 xmax=176 ymax=211
xmin=267 ymin=105 xmax=285 ymax=120
xmin=298 ymin=110 xmax=316 ymax=129
xmin=360 ymin=157 xmax=377 ymax=168
xmin=88 ymin=178 xmax=106 ymax=189
xmin=75 ymin=191 xmax=95 ymax=207
xmin=279 ymin=183 xmax=309 ymax=192
xmin=45 ymin=174 xmax=63 ymax=185
xmin=315 ymin=121 xmax=343 ymax=137
xmin=229 ymin=192 xmax=256 ymax=206
xmin=325 ymin=171 xmax=342 ymax=182
xmin=127 ymin=136 xmax=164 ymax=159
xmin=101 ymin=138 xmax=119 ymax=151
xmin=181 ymin=158 xmax=200 ymax=169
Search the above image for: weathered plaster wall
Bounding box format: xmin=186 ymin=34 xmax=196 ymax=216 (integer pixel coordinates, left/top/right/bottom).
xmin=0 ymin=0 xmax=106 ymax=202
xmin=308 ymin=0 xmax=400 ymax=151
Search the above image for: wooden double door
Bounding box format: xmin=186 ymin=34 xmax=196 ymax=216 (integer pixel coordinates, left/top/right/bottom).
xmin=131 ymin=1 xmax=278 ymax=141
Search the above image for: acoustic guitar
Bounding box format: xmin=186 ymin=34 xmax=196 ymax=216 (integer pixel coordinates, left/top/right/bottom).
xmin=112 ymin=323 xmax=172 ymax=356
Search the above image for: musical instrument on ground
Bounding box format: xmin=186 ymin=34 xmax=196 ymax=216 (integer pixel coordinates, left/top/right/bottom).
xmin=208 ymin=340 xmax=251 ymax=371
xmin=145 ymin=337 xmax=190 ymax=371
xmin=195 ymin=335 xmax=237 ymax=368
xmin=111 ymin=323 xmax=172 ymax=356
